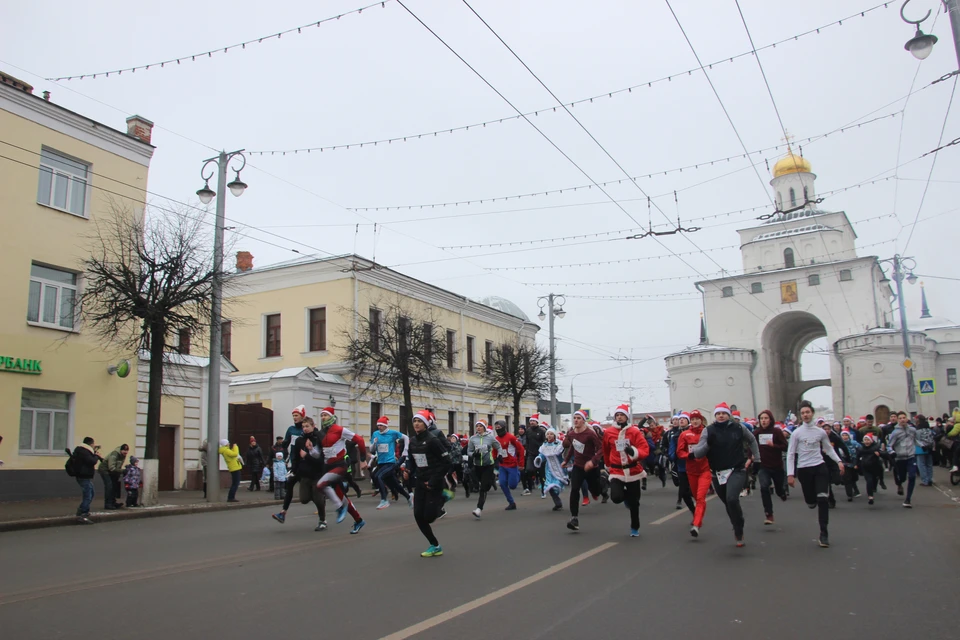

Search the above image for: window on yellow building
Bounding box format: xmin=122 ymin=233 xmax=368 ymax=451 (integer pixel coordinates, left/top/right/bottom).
xmin=27 ymin=263 xmax=77 ymax=330
xmin=485 ymin=340 xmax=493 ymax=375
xmin=37 ymin=148 xmax=89 ymax=216
xmin=265 ymin=314 xmax=281 ymax=357
xmin=20 ymin=389 xmax=72 ymax=454
xmin=177 ymin=328 xmax=191 ymax=355
xmin=221 ymin=321 xmax=232 ymax=361
xmin=466 ymin=336 xmax=475 ymax=372
xmin=309 ymin=307 xmax=327 ymax=352
xmin=369 ymin=308 xmax=382 ymax=353
xmin=446 ymin=330 xmax=456 ymax=368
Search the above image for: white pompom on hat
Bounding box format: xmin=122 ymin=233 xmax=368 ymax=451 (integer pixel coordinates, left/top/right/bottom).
xmin=713 ymin=402 xmax=731 ymax=417
xmin=219 ymin=439 xmax=229 ymax=446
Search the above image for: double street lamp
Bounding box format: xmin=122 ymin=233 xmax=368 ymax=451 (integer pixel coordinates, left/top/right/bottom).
xmin=537 ymin=294 xmax=566 ymax=426
xmin=197 ymin=150 xmax=247 ymax=502
xmin=880 ymin=255 xmax=920 ymax=413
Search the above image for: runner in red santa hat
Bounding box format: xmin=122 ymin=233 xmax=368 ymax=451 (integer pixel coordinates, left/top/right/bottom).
xmin=314 ymin=406 xmax=368 ymax=534
xmin=562 ymin=409 xmax=604 ymax=532
xmin=677 ymin=410 xmax=711 ymax=537
xmin=601 ymin=403 xmax=651 ymax=537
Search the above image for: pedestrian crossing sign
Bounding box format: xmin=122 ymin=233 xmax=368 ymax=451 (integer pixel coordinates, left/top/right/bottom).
xmin=918 ymin=379 xmax=935 ymax=395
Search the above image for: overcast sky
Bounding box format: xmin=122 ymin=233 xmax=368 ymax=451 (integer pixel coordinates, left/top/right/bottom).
xmin=6 ymin=0 xmax=959 ymax=416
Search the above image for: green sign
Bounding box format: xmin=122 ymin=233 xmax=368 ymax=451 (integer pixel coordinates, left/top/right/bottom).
xmin=0 ymin=356 xmax=42 ymax=375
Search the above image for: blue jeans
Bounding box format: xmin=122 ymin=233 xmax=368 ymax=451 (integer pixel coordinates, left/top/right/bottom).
xmin=498 ymin=466 xmax=520 ymax=504
xmin=228 ymin=470 xmax=241 ymax=501
xmin=77 ymin=478 xmax=94 ymax=516
xmin=915 ymin=453 xmax=933 ymax=485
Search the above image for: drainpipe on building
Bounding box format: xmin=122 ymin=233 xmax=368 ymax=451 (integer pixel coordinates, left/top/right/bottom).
xmin=748 ymin=350 xmax=760 ymax=417
xmin=460 ymin=299 xmax=467 ymax=435
xmin=352 ymin=269 xmax=359 ymax=440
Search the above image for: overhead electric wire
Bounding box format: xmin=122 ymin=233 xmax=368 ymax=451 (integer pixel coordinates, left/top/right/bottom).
xmin=248 ymin=1 xmax=894 ymax=157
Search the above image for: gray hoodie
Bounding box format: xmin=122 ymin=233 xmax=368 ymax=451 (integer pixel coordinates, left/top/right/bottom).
xmin=466 ymin=431 xmax=502 ymax=467
xmin=887 ymin=425 xmax=917 ymax=459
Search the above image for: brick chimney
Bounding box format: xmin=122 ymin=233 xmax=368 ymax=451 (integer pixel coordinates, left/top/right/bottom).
xmin=236 ymin=251 xmax=254 ymax=272
xmin=125 ymin=115 xmax=154 ymax=144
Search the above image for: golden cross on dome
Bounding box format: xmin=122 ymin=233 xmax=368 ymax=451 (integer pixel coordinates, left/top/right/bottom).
xmin=781 ymin=130 xmax=795 ymax=150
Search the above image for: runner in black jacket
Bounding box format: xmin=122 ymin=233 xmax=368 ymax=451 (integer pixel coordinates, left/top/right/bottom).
xmin=404 ymin=409 xmax=452 ymax=557
xmin=272 ymin=417 xmax=327 ymax=530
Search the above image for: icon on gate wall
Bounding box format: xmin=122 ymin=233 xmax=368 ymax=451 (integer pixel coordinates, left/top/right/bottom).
xmin=780 ymin=280 xmax=798 ymax=304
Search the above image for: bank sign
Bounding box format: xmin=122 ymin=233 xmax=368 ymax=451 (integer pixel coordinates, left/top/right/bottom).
xmin=0 ymin=356 xmax=42 ymax=375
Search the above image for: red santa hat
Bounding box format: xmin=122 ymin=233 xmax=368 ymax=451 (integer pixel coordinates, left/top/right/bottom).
xmin=613 ymin=404 xmax=631 ymax=419
xmin=689 ymin=409 xmax=705 ymax=422
xmin=713 ymin=402 xmax=732 ymax=417
xmin=413 ymin=409 xmax=433 ymax=426
xmin=573 ymin=409 xmax=589 ymax=422
xmin=292 ymin=405 xmax=306 ymax=417
xmin=376 ymin=416 xmax=390 ymax=427
xmin=529 ymin=414 xmax=540 ymax=425
xmin=320 ymin=407 xmax=336 ymax=419
xmin=843 ymin=416 xmax=853 ymax=423
xmin=474 ymin=419 xmax=488 ymax=431
xmin=732 ymin=409 xmax=742 ymax=417
xmin=678 ymin=412 xmax=691 ymax=422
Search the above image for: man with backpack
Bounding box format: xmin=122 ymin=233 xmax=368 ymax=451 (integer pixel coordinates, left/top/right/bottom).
xmin=66 ymin=437 xmax=103 ymax=524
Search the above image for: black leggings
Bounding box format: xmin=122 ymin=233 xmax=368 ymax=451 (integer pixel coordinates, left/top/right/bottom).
xmin=475 ymin=465 xmax=495 ymax=510
xmin=609 ymin=479 xmax=642 ymax=530
xmin=568 ymin=466 xmax=602 ymax=517
xmin=677 ymin=473 xmax=695 ymax=512
xmin=282 ymin=477 xmax=326 ymax=520
xmin=414 ymin=484 xmax=444 ymax=547
xmin=796 ymin=464 xmax=830 ymax=534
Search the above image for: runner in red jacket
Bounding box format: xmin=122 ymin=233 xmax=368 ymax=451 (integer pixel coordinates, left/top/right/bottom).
xmin=314 ymin=407 xmax=368 ymax=533
xmin=494 ymin=421 xmax=525 ymax=510
xmin=601 ymin=404 xmax=651 ymax=537
xmin=677 ymin=409 xmax=711 ymax=538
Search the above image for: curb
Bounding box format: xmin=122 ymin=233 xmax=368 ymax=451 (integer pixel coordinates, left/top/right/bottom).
xmin=0 ymin=499 xmax=283 ymax=533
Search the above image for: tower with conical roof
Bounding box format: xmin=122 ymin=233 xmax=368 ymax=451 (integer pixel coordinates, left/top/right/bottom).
xmin=920 ymin=282 xmax=932 ymax=319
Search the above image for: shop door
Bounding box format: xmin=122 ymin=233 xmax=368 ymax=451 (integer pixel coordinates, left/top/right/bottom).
xmin=158 ymin=426 xmax=176 ymax=491
xmin=229 ymin=403 xmax=274 ymax=480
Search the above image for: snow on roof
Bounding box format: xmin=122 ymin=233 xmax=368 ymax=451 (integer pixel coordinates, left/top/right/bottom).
xmin=230 ymin=367 xmax=347 ymax=387
xmin=667 ymin=343 xmax=753 ymax=357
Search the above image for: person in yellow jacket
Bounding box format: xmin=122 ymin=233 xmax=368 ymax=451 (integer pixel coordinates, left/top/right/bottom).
xmin=219 ymin=439 xmax=242 ymax=502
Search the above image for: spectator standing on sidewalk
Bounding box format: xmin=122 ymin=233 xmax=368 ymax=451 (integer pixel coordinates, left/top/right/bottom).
xmin=98 ymin=444 xmax=128 ymax=510
xmin=70 ymin=437 xmax=102 ymax=524
xmin=245 ymin=437 xmax=266 ymax=491
xmin=219 ymin=439 xmax=243 ymax=502
xmin=914 ymin=415 xmax=935 ymax=486
xmin=270 ymin=437 xmax=285 ymax=491
xmin=124 ymin=456 xmax=142 ymax=507
xmin=199 ymin=439 xmax=208 ymax=498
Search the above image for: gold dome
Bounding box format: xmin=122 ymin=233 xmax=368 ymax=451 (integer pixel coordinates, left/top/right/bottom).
xmin=772 ymin=151 xmax=812 ymax=178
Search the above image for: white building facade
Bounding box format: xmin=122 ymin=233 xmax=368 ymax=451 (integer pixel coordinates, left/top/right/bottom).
xmin=666 ymin=152 xmax=960 ymax=422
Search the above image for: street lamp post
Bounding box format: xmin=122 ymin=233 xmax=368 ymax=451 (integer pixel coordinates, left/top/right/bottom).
xmin=901 ymin=0 xmax=960 ymax=69
xmin=198 ymin=150 xmax=247 ymax=502
xmin=881 ymin=254 xmax=920 ymax=414
xmin=537 ymin=294 xmax=566 ymax=426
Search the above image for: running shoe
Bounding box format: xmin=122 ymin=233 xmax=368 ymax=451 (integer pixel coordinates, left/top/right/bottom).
xmin=522 ymin=489 xmax=531 ymax=496
xmin=629 ymin=529 xmax=639 ymax=537
xmin=818 ymin=533 xmax=829 ymax=548
xmin=407 ymin=496 xmax=413 ymax=508
xmin=902 ymin=501 xmax=912 ymax=508
xmin=271 ymin=512 xmax=286 ymax=524
xmin=879 ymin=478 xmax=887 ymax=490
xmin=897 ymin=485 xmax=904 ymax=496
xmin=336 ymin=502 xmax=349 ymax=524
xmin=581 ymin=496 xmax=589 ymax=507
xmin=541 ymin=492 xmax=546 ymax=499
xmin=690 ymin=525 xmax=699 ymax=538
xmin=868 ymin=497 xmax=874 ymax=505
xmin=315 ymin=521 xmax=327 ymax=532
xmin=566 ymin=517 xmax=579 ymax=531
xmin=377 ymin=499 xmax=390 ymax=510
xmin=472 ymin=508 xmax=482 ymax=518
xmin=735 ymin=535 xmax=745 ymax=548
xmin=76 ymin=516 xmax=94 ymax=525
xmin=438 ymin=508 xmax=447 ymax=519
xmin=505 ymin=502 xmax=517 ymax=511
xmin=421 ymin=545 xmax=443 ymax=558
xmin=951 ymin=466 xmax=959 ymax=473
xmin=676 ymin=500 xmax=683 ymax=510
xmin=601 ymin=495 xmax=608 ymax=504
xmin=552 ymin=504 xmax=563 ymax=511
xmin=764 ymin=514 xmax=774 ymax=525
xmin=350 ymin=519 xmax=366 ymax=534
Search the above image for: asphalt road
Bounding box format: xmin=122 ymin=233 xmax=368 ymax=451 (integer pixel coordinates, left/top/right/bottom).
xmin=2 ymin=471 xmax=958 ymax=640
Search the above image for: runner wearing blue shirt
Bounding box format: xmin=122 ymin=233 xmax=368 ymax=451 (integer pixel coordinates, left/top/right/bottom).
xmin=369 ymin=416 xmax=411 ymax=510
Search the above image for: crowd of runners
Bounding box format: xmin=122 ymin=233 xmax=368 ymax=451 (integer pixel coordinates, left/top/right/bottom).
xmin=269 ymin=402 xmax=960 ymax=557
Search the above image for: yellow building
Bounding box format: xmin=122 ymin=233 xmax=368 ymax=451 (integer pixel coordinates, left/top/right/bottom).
xmin=0 ymin=72 xmax=154 ymax=500
xmin=223 ymin=253 xmax=541 ymax=439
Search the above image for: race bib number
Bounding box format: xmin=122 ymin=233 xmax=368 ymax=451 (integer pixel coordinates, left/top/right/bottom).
xmin=572 ymin=439 xmax=585 ymax=454
xmin=715 ymin=468 xmax=734 ymax=485
xmin=758 ymin=434 xmax=773 ymax=446
xmin=413 ymin=453 xmax=428 ymax=468
xmin=507 ymin=445 xmax=515 ymax=457
xmin=377 ymin=443 xmax=390 ymax=454
xmin=615 ymin=439 xmax=628 ymax=452
xmin=799 ymin=439 xmax=820 ymax=454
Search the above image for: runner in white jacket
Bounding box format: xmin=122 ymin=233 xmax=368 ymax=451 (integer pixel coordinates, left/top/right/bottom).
xmin=787 ymin=400 xmax=843 ymax=548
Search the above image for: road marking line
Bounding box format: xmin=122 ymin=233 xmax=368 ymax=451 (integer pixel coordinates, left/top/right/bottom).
xmin=378 ymin=542 xmax=617 ymax=640
xmin=649 ymin=496 xmax=716 ymax=525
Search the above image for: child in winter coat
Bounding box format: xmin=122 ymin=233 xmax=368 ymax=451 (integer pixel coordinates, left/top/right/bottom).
xmin=840 ymin=431 xmax=861 ymax=501
xmin=858 ymin=434 xmax=884 ymax=505
xmin=260 ymin=466 xmax=271 ymax=490
xmin=534 ymin=428 xmax=568 ymax=511
xmin=124 ymin=456 xmax=142 ymax=507
xmin=272 ymin=452 xmax=287 ymax=500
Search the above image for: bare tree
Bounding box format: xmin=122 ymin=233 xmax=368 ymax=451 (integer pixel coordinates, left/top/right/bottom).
xmin=80 ymin=205 xmax=225 ymax=459
xmin=481 ymin=340 xmax=551 ymax=432
xmin=339 ymin=301 xmax=448 ymax=434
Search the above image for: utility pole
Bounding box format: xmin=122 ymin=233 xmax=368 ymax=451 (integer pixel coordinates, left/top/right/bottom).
xmin=892 ymin=255 xmax=919 ymax=413
xmin=197 ymin=150 xmax=248 ymax=502
xmin=537 ymin=294 xmax=566 ymax=425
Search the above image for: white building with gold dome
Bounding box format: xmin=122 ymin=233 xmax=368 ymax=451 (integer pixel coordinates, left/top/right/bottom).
xmin=665 ymin=151 xmax=960 ymax=423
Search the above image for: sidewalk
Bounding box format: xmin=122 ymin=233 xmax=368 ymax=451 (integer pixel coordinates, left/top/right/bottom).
xmin=0 ymin=488 xmax=281 ymax=533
